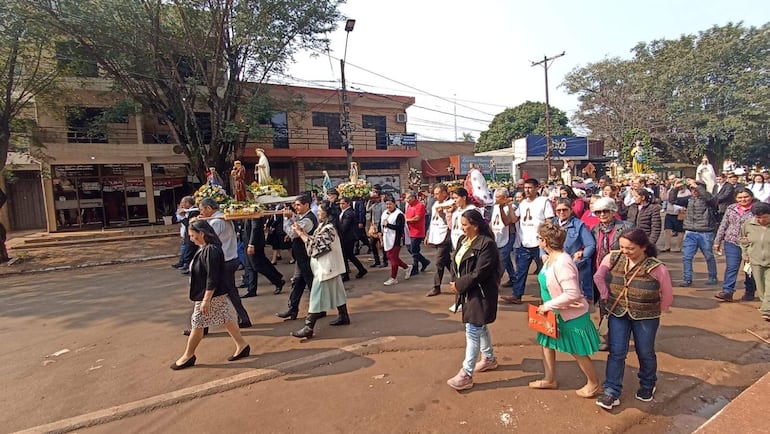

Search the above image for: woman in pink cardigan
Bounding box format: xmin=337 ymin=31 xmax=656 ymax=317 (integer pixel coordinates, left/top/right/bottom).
xmin=530 ymin=221 xmax=601 ymax=397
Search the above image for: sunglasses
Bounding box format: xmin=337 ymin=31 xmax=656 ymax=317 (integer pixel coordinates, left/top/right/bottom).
xmin=555 ymin=208 xmax=570 ymax=212
xmin=595 ymin=210 xmax=612 ymax=214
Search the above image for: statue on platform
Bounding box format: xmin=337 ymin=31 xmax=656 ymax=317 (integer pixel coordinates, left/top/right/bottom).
xmin=255 ymin=148 xmax=271 ymax=185
xmin=349 ymin=161 xmax=359 ymax=183
xmin=560 ymin=160 xmax=572 ymax=186
xmin=489 ymin=159 xmax=497 ymax=181
xmin=230 ymin=160 xmax=246 ymax=201
xmin=631 ymin=139 xmax=647 ymax=174
xmin=322 ymin=170 xmax=332 ymax=198
xmin=696 ymin=156 xmax=717 ymax=192
xmin=207 ymin=166 xmax=224 ymax=186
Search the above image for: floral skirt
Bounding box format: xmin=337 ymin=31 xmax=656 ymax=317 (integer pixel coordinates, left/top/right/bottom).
xmin=190 ymin=294 xmax=234 ymax=329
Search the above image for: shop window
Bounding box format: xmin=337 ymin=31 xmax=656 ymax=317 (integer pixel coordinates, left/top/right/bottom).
xmin=362 ymin=115 xmax=387 ymax=149
xmin=312 ymin=112 xmax=342 ymax=149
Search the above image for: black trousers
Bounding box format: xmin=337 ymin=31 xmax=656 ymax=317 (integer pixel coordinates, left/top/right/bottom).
xmin=342 ymin=240 xmax=366 ymax=275
xmin=432 ymin=239 xmax=452 ymax=290
xmin=287 ymin=259 xmax=313 ymax=313
xmin=247 ymin=248 xmax=284 ymax=291
xmin=224 ymin=258 xmax=251 ymax=325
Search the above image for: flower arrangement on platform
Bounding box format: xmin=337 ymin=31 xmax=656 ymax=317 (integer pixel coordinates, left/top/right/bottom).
xmin=224 ymin=201 xmax=265 ymax=218
xmin=336 ymin=179 xmax=372 ymax=199
xmin=194 ymin=183 xmax=230 ymax=205
xmin=444 ymin=179 xmax=465 ymax=193
xmin=487 ymin=180 xmax=513 ymax=190
xmin=249 ymin=180 xmax=288 ymax=198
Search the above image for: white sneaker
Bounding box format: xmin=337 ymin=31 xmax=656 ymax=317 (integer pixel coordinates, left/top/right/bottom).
xmin=383 ymin=277 xmax=398 ymax=286
xmin=404 ymin=265 xmax=414 ymax=280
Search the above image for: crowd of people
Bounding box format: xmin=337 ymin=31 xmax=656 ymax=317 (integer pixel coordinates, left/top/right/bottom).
xmin=167 ymin=167 xmax=770 ymax=412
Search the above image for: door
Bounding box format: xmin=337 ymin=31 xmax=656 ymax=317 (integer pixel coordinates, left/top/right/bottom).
xmin=7 ymin=171 xmax=47 ymax=230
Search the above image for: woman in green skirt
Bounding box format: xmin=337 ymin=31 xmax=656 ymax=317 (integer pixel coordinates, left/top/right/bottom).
xmin=530 ymin=221 xmax=601 ymax=398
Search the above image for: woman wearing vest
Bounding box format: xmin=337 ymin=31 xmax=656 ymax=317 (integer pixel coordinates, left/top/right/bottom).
xmin=594 ymin=229 xmax=674 ymax=410
xmin=289 ymin=201 xmax=350 ymax=339
xmin=446 ymin=209 xmax=500 ymax=391
xmin=530 ymin=221 xmax=601 ymax=397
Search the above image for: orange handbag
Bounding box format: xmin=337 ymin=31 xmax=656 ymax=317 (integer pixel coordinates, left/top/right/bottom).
xmin=527 ymin=304 xmax=557 ymax=338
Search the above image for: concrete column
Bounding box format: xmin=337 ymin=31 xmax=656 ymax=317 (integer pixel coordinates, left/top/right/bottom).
xmin=40 ymin=163 xmax=58 ymax=232
xmin=143 ymin=162 xmax=156 ymax=223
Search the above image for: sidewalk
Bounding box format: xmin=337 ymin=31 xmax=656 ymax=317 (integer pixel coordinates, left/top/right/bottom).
xmin=695 ymin=371 xmax=770 ymax=434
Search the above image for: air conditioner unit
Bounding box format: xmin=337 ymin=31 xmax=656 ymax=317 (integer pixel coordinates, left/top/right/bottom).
xmin=396 ymin=113 xmax=407 ymax=123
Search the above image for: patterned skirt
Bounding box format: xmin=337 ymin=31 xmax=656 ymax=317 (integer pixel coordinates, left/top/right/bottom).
xmin=190 ymin=294 xmax=235 ymax=329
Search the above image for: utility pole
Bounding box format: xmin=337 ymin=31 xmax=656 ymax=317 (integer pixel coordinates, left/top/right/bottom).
xmin=341 ymin=19 xmax=355 ymax=169
xmin=531 ymin=51 xmax=565 ymax=182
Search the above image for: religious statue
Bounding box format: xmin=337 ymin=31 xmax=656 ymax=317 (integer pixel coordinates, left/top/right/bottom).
xmin=255 ymin=148 xmax=271 ymax=185
xmin=489 ymin=159 xmax=497 ymax=181
xmin=696 ymin=156 xmax=717 ymax=192
xmin=322 ymin=170 xmax=332 ymax=198
xmin=464 ymin=163 xmax=494 ymax=206
xmin=230 ymin=160 xmax=246 ymax=201
xmin=207 ymin=167 xmax=224 ymax=186
xmin=560 ymin=160 xmax=572 ymax=186
xmin=630 ymin=139 xmax=647 ymax=174
xmin=582 ymin=161 xmax=596 ymax=180
xmin=349 ymin=161 xmax=359 ymax=183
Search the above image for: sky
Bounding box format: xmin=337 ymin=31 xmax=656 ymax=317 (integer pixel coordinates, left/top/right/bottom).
xmin=281 ymin=0 xmax=770 ymax=141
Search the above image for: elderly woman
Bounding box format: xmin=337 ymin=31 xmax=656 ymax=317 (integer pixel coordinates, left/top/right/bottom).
xmin=591 ymin=197 xmax=635 ymax=278
xmin=594 ymin=229 xmax=674 ymax=410
xmin=626 ymin=189 xmax=662 ymax=246
xmin=446 ymin=209 xmax=500 ymax=391
xmin=550 ymin=198 xmax=597 ymax=301
xmin=713 ymin=188 xmax=757 ymax=302
xmin=531 ymin=221 xmax=601 ymax=397
xmin=741 ymin=202 xmax=770 ymax=321
xmin=290 ymin=201 xmax=350 ymax=338
xmin=171 ymin=219 xmax=250 ymax=370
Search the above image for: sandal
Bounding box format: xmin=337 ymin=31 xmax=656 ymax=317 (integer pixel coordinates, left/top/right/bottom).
xmin=576 ymin=384 xmax=602 ymax=398
xmin=528 ymin=379 xmax=558 ymax=389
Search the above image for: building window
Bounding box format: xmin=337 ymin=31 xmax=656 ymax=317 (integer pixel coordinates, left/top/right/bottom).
xmin=269 ymin=112 xmax=289 ymax=148
xmin=362 ymin=115 xmax=387 ymax=149
xmin=66 ymin=107 xmax=108 ymax=143
xmin=312 ymin=112 xmax=342 ymax=149
xmin=56 ymin=42 xmax=99 ymax=77
xmin=194 ymin=112 xmax=212 ymax=144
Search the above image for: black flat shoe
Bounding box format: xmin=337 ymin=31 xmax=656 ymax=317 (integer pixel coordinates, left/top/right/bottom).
xmin=241 ymin=292 xmax=257 ymax=298
xmin=276 ymin=310 xmax=298 ymax=320
xmin=227 ymin=345 xmax=250 ymax=361
xmin=355 ymin=270 xmax=368 ymax=279
xmin=170 ymin=355 xmax=196 ymax=370
xmin=273 ymin=280 xmax=286 ymax=295
xmin=238 ymin=321 xmax=252 ymax=329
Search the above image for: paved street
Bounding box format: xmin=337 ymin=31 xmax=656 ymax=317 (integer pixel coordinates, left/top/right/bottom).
xmin=2 ymin=250 xmax=770 ymax=433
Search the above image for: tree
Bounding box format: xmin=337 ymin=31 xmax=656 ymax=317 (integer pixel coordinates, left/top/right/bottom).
xmin=475 ymin=101 xmax=573 ymax=152
xmin=564 ymin=22 xmax=770 ymax=168
xmin=459 ymin=132 xmax=475 ymax=143
xmin=28 ymin=0 xmax=343 ymax=179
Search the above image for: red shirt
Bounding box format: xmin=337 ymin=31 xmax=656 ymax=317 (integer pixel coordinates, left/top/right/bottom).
xmin=406 ymin=201 xmax=427 ymax=238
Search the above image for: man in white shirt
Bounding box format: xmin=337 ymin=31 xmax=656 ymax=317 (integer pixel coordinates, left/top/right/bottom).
xmin=501 ymin=179 xmax=554 ymax=304
xmin=425 ymin=183 xmax=452 ymax=297
xmin=198 ymin=198 xmax=252 ymax=329
xmin=491 ymin=188 xmax=517 ymax=288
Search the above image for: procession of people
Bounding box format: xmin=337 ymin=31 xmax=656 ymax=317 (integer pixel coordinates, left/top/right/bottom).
xmin=169 ymin=152 xmax=770 ymax=413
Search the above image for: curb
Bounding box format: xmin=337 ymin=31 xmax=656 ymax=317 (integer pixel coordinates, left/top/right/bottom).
xmin=9 ymin=233 xmax=177 ymax=250
xmin=0 ymin=254 xmax=177 ymax=277
xmin=14 ymin=336 xmax=396 ymax=434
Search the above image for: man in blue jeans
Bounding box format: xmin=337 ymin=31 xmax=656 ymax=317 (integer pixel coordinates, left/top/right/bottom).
xmin=501 ymin=179 xmax=554 ymax=304
xmin=680 ymin=179 xmax=718 ymax=286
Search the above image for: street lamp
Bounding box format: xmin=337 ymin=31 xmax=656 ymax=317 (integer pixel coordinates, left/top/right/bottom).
xmin=341 ymin=19 xmax=355 ymax=169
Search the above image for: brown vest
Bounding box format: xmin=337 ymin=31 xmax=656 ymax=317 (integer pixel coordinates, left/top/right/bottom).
xmin=606 ymin=251 xmax=663 ymax=320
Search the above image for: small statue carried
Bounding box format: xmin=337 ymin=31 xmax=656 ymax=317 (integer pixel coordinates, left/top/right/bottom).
xmin=349 ymin=161 xmax=359 ymax=183
xmin=255 ymin=148 xmax=271 ymax=185
xmin=230 ymin=160 xmax=246 ymax=201
xmin=631 ymin=139 xmax=647 ymax=174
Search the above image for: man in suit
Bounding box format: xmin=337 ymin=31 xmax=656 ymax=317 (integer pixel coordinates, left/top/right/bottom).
xmin=339 ymin=196 xmax=368 ymax=281
xmin=241 ymin=216 xmax=285 ymax=297
xmin=177 ymin=196 xmax=199 ymax=275
xmin=276 ymin=194 xmax=319 ymax=320
xmin=713 ymin=173 xmax=735 ymax=223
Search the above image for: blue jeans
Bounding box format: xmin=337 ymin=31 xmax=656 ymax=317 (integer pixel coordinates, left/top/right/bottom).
xmin=681 ymin=231 xmax=717 ymax=282
xmin=577 ymin=260 xmax=594 ymax=301
xmin=410 ymin=236 xmax=429 ymax=274
xmin=462 ymin=323 xmax=495 ymax=376
xmin=722 ymin=242 xmax=756 ymax=295
xmin=237 ymin=240 xmax=247 ymax=268
xmin=176 ymin=239 xmax=187 ymax=267
xmin=512 ymin=246 xmax=542 ymax=298
xmin=603 ymin=314 xmax=660 ymax=398
xmin=499 ymin=236 xmax=516 ymax=284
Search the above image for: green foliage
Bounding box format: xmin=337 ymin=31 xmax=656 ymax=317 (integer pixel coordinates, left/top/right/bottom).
xmin=564 ymin=22 xmax=770 ymax=168
xmin=475 ymin=101 xmax=573 ymax=152
xmin=27 ymin=0 xmax=343 ymax=177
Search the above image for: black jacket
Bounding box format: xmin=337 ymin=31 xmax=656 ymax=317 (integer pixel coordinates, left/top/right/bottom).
xmin=626 ymin=202 xmax=662 ymax=244
xmin=338 ymin=207 xmax=359 ymax=243
xmin=451 ymin=234 xmax=500 ymax=326
xmin=189 ymin=243 xmax=227 ymax=301
xmin=712 ymin=182 xmax=735 ymax=215
xmin=683 ymin=184 xmax=718 ymax=232
xmin=242 ymin=217 xmax=266 ymax=249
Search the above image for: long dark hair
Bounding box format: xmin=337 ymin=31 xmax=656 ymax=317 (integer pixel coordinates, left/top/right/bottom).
xmin=190 ymin=219 xmax=222 ymax=246
xmin=619 ymin=228 xmax=657 ymax=258
xmin=318 ymin=200 xmax=340 ymax=232
xmin=462 ymin=209 xmax=494 ymax=240
xmin=560 ymin=185 xmax=578 ymax=200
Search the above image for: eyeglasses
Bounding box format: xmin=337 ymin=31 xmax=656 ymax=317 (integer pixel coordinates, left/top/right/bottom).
xmin=555 ymin=208 xmax=570 ymax=213
xmin=595 ymin=210 xmax=612 ymax=214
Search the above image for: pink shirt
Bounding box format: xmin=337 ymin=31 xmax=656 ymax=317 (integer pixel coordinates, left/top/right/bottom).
xmin=405 ymin=201 xmax=426 ymax=238
xmin=594 ymin=254 xmax=674 ymax=312
xmin=542 ymin=252 xmax=590 ymax=321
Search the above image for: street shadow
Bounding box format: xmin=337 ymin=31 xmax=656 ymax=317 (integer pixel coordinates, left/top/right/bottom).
xmin=671 ymin=294 xmax=721 ymax=310
xmin=657 ymin=325 xmax=765 ymax=365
